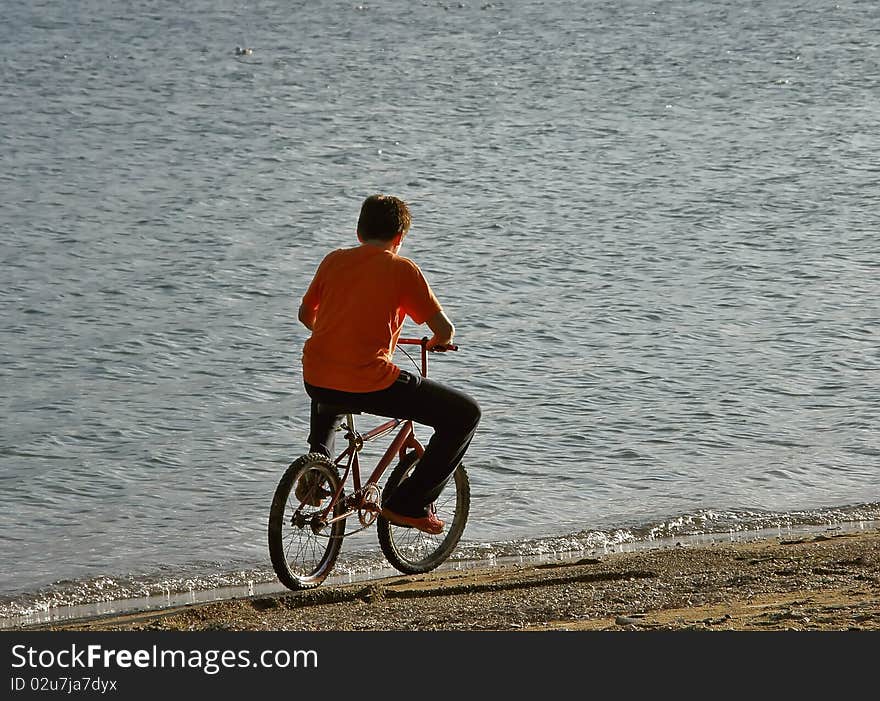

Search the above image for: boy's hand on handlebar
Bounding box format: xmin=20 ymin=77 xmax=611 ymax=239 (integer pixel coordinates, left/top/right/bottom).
xmin=424 ymin=310 xmax=456 ymax=352
xmin=423 ymin=335 xmax=458 ymax=352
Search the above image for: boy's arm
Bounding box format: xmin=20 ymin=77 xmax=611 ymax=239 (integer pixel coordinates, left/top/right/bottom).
xmin=298 ymin=302 xmax=317 ymax=331
xmin=425 ymin=309 xmax=455 ymax=350
xmin=300 ymin=255 xmax=329 ymax=332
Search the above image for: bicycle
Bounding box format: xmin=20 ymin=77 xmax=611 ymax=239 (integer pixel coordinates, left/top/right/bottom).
xmin=268 ymin=337 xmax=471 ymax=590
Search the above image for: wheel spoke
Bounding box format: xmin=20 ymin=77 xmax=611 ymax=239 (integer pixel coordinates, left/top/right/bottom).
xmin=378 ymin=456 xmax=470 ymax=574
xmin=269 ymin=454 xmax=346 ymax=590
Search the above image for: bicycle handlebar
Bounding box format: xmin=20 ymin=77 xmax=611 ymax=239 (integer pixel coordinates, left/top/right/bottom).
xmin=398 ymin=336 xmax=459 ymax=352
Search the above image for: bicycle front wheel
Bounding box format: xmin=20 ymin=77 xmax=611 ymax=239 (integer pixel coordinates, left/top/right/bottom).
xmin=377 ymin=452 xmax=470 ymax=575
xmin=268 ymin=453 xmax=346 ymax=590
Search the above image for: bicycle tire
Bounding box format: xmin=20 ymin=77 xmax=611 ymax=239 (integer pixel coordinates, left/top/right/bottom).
xmin=268 ymin=453 xmax=346 ymax=590
xmin=377 ymin=452 xmax=470 ymax=575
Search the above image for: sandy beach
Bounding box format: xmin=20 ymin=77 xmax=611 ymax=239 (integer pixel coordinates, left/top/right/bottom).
xmin=28 ymin=527 xmax=880 ymax=632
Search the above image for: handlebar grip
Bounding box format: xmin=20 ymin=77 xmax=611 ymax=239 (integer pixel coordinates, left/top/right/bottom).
xmin=420 ymin=336 xmax=458 ymax=352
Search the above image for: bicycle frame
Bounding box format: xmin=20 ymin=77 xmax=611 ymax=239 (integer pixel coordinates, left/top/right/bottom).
xmin=319 ymin=337 xmax=456 ymax=527
xmin=268 ymin=335 xmax=469 ymax=590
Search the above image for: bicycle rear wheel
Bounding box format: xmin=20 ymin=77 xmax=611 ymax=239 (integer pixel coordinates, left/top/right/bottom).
xmin=268 ymin=453 xmax=346 ymax=590
xmin=377 ymin=452 xmax=470 ymax=575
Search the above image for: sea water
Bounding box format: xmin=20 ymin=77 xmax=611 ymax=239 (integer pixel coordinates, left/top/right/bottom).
xmin=2 ymin=0 xmax=878 ymax=626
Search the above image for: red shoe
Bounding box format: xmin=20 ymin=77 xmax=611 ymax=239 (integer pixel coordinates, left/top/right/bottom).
xmin=381 ymin=506 xmax=445 ymax=535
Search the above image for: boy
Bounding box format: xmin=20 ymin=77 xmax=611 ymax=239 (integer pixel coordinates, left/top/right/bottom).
xmin=298 ymin=194 xmax=481 ymax=534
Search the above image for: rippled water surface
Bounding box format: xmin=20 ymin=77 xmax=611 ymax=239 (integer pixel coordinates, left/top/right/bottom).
xmin=2 ymin=0 xmax=879 ymax=622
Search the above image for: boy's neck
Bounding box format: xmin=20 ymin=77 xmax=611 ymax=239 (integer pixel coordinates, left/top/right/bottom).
xmin=360 ymin=238 xmax=401 ymax=254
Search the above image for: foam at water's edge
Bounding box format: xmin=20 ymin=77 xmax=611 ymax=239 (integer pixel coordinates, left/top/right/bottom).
xmin=4 ymin=518 xmax=877 ymax=631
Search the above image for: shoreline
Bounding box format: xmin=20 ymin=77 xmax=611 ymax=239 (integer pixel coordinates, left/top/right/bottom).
xmin=23 ymin=527 xmax=880 ymax=632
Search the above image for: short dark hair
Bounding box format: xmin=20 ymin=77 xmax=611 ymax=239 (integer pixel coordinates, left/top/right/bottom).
xmin=357 ymin=194 xmax=412 ymax=241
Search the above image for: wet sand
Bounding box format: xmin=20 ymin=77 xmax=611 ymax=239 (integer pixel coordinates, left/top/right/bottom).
xmin=29 ymin=527 xmax=880 ymax=632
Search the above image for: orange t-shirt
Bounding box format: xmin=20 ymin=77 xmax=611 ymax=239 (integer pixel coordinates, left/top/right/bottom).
xmin=300 ymin=245 xmax=442 ymax=392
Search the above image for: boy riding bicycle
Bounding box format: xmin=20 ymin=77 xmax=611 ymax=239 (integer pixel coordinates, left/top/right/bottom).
xmin=297 ymin=194 xmax=481 ymax=534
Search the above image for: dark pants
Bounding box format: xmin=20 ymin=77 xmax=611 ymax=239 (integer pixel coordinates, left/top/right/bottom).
xmin=305 ymin=371 xmax=481 ymax=518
